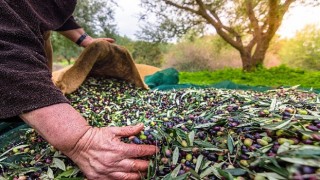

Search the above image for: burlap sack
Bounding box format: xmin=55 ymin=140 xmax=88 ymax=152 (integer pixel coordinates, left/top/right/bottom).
xmin=52 ymin=40 xmax=160 ymax=94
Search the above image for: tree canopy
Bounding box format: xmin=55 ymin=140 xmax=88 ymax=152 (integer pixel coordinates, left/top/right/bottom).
xmin=52 ymin=0 xmax=117 ymax=63
xmin=138 ymin=0 xmax=319 ymax=71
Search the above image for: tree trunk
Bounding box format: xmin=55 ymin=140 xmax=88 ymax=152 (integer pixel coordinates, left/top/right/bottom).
xmin=240 ymin=48 xmax=266 ymax=71
xmin=240 ymin=51 xmax=253 ymax=71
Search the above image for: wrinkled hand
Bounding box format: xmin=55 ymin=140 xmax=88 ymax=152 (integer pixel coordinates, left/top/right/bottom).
xmin=81 ymin=37 xmax=115 ymax=47
xmin=64 ymin=123 xmax=158 ymax=180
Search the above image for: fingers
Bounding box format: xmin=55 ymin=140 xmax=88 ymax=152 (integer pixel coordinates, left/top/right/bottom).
xmin=109 ymin=172 xmax=146 ymax=180
xmin=103 ymin=38 xmax=115 ymax=43
xmin=121 ymin=143 xmax=159 ymax=158
xmin=117 ymin=159 xmax=150 ymax=172
xmin=109 ymin=123 xmax=144 ymax=137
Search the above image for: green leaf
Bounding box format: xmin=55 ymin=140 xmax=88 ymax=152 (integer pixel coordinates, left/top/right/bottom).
xmin=290 ymin=149 xmax=320 ymax=156
xmin=277 ymin=143 xmax=290 ymax=154
xmin=52 ymin=158 xmax=66 ymax=171
xmin=280 ymin=157 xmax=320 ymax=167
xmin=47 ymin=167 xmax=54 ymax=179
xmin=224 ymin=168 xmax=247 ymax=176
xmin=200 ymin=166 xmax=220 ymax=179
xmin=194 ymin=141 xmax=221 ymax=149
xmin=295 ymin=114 xmax=320 ymax=120
xmin=263 ymin=119 xmax=292 ymax=130
xmin=188 ymin=169 xmax=200 ymax=179
xmin=262 ymin=164 xmax=289 ymax=177
xmin=188 ymin=131 xmax=195 ymax=146
xmin=259 ymin=143 xmax=274 ymax=153
xmin=194 ymin=123 xmax=216 ymax=129
xmin=203 ymin=147 xmax=224 ymax=152
xmin=171 ymin=164 xmax=181 ymax=178
xmin=157 ymin=127 xmax=172 ymax=143
xmin=56 ymin=168 xmax=80 ymax=178
xmin=269 ymin=97 xmax=277 ymax=111
xmin=227 ymin=135 xmax=234 ymax=154
xmin=195 ymin=155 xmax=204 ymax=173
xmin=217 ymin=168 xmax=234 ymax=180
xmin=201 ymin=161 xmax=212 ymax=170
xmin=147 ymin=161 xmax=155 ymax=180
xmin=256 ymin=172 xmax=287 ymax=180
xmin=150 ymin=131 xmax=162 ymax=140
xmin=172 ymin=147 xmax=179 ymax=165
xmin=173 ymin=173 xmax=190 ymax=180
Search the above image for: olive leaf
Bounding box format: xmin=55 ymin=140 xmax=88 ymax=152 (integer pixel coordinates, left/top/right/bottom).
xmin=227 ymin=135 xmax=234 ymax=154
xmin=195 ymin=154 xmax=204 ymax=173
xmin=262 ymin=119 xmax=292 ymax=130
xmin=172 ymin=147 xmax=179 ymax=165
xmin=170 ymin=164 xmax=181 ymax=178
xmin=47 ymin=167 xmax=54 ymax=179
xmin=217 ymin=168 xmax=234 ymax=180
xmin=194 ymin=123 xmax=216 ymax=129
xmin=256 ymin=172 xmax=287 ymax=180
xmin=200 ymin=166 xmax=221 ymax=179
xmin=280 ymin=157 xmax=320 ymax=167
xmin=188 ymin=169 xmax=201 ymax=179
xmin=224 ymin=168 xmax=247 ymax=176
xmin=188 ymin=131 xmax=195 ymax=146
xmin=52 ymin=158 xmax=66 ymax=171
xmin=194 ymin=141 xmax=220 ymax=149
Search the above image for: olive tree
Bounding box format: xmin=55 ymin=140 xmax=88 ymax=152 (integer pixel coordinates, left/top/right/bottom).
xmin=73 ymin=0 xmax=117 ymax=38
xmin=52 ymin=0 xmax=117 ymax=63
xmin=138 ymin=0 xmax=318 ymax=71
xmin=280 ymin=24 xmax=320 ymax=70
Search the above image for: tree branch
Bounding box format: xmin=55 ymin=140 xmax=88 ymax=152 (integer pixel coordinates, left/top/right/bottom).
xmin=265 ymin=0 xmax=294 ymax=39
xmin=162 ymin=0 xmax=198 ymax=14
xmin=245 ymin=0 xmax=260 ymax=37
xmin=194 ymin=0 xmax=243 ymax=50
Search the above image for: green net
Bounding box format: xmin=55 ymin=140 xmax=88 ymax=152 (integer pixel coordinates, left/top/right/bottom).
xmin=0 ymin=122 xmax=29 ymax=154
xmin=144 ymin=68 xmax=179 ymax=89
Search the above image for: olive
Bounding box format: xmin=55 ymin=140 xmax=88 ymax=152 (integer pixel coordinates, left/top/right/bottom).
xmin=301 ymin=166 xmax=315 ymax=174
xmin=207 ymin=153 xmax=217 ymax=161
xmin=307 ymin=125 xmax=319 ymax=131
xmin=202 ymin=150 xmax=210 ymax=157
xmin=132 ymin=137 xmax=141 ymax=144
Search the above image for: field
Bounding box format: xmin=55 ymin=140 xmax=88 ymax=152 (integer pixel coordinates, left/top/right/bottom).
xmin=179 ymin=66 xmax=320 ymax=90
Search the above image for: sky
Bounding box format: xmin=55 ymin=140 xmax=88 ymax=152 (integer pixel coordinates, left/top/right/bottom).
xmin=114 ymin=1 xmax=320 ymax=40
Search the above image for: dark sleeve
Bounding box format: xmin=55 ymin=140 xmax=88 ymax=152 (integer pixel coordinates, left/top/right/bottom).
xmin=0 ymin=0 xmax=74 ymax=119
xmin=55 ymin=16 xmax=81 ymax=31
xmin=0 ymin=55 xmax=70 ymax=119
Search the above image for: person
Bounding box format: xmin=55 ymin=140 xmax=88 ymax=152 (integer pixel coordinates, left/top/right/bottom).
xmin=0 ymin=1 xmax=158 ymax=179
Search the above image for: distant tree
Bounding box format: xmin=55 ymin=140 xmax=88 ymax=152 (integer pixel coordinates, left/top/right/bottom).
xmin=280 ymin=24 xmax=320 ymax=70
xmin=138 ymin=0 xmax=319 ymax=71
xmin=51 ymin=32 xmax=80 ymax=64
xmin=73 ymin=0 xmax=118 ymax=37
xmin=132 ymin=41 xmax=164 ymax=67
xmin=51 ymin=0 xmax=117 ymax=63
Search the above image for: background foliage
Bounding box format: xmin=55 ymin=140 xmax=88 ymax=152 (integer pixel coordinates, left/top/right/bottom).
xmin=51 ymin=1 xmax=320 ymax=88
xmin=279 ymin=25 xmax=320 ymax=70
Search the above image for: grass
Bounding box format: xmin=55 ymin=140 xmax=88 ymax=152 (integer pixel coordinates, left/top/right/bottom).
xmin=179 ymin=65 xmax=320 ymax=89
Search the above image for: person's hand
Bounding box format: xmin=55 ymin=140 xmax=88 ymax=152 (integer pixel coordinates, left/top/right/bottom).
xmin=21 ymin=103 xmax=155 ymax=180
xmin=63 ymin=123 xmax=158 ymax=180
xmin=81 ymin=36 xmax=115 ymax=47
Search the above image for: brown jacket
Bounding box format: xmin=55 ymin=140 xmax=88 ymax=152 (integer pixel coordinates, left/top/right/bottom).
xmin=0 ymin=0 xmax=79 ymax=119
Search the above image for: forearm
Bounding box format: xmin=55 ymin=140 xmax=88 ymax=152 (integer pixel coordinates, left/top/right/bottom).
xmin=58 ymin=28 xmax=94 ymax=47
xmin=20 ymin=103 xmax=91 ymax=152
